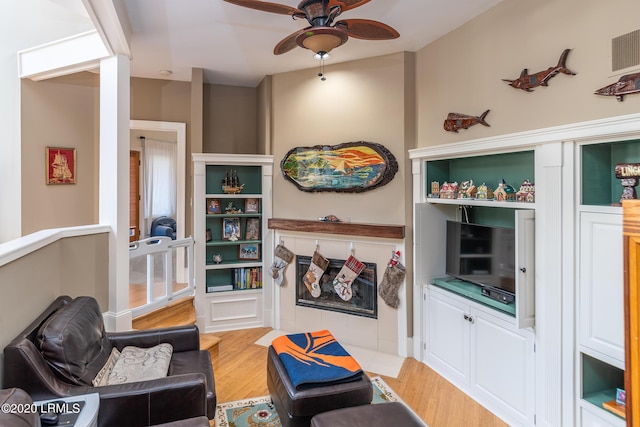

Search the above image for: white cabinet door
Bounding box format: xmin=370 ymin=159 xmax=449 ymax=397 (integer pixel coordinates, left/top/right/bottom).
xmin=426 ymin=288 xmax=470 ymax=386
xmin=515 ymin=209 xmax=535 ymax=328
xmin=579 ymin=212 xmax=624 ymax=363
xmin=472 ymin=307 xmax=535 ymax=424
xmin=426 ymin=285 xmax=535 ymax=426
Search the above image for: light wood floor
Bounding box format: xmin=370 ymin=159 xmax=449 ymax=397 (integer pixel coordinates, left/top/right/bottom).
xmin=128 ymin=282 xmax=188 ymax=309
xmin=209 ymin=327 xmax=508 ymax=427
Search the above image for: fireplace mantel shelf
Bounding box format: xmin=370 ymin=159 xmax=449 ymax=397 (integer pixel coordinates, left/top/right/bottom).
xmin=267 ymin=218 xmax=405 ymax=239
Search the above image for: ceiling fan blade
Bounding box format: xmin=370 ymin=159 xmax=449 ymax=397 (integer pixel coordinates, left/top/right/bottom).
xmin=223 ymin=0 xmax=303 ymax=16
xmin=329 ymin=0 xmax=372 ymax=12
xmin=274 ymin=27 xmax=310 ymax=55
xmin=336 ymin=19 xmax=399 ymax=40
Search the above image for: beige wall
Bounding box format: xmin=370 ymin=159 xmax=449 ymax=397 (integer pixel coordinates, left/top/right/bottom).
xmin=272 ymin=52 xmax=412 ymax=225
xmin=416 ymin=0 xmax=640 ymax=147
xmin=20 ymin=77 xmax=99 ymax=235
xmin=203 ymin=83 xmax=258 ymax=154
xmin=131 ymin=77 xmax=192 ymax=124
xmin=257 ymin=76 xmax=272 ymax=155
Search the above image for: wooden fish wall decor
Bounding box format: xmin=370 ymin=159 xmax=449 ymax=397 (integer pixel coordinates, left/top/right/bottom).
xmin=503 ymin=49 xmax=576 ymax=92
xmin=443 ymin=110 xmax=491 ymax=133
xmin=594 ymin=72 xmax=640 ymax=101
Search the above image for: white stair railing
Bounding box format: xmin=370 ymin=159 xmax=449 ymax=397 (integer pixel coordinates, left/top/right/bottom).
xmin=129 ymin=236 xmax=195 ymax=318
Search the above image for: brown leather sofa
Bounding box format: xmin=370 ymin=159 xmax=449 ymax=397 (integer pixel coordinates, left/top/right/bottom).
xmin=3 ymin=296 xmax=216 ymax=426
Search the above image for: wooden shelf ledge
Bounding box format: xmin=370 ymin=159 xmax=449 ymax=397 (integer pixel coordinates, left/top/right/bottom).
xmin=268 ymin=218 xmax=405 ymax=239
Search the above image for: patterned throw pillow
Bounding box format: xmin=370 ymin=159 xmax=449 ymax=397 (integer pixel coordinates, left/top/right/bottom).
xmin=92 ymin=347 xmax=120 ymax=387
xmin=93 ymin=343 xmax=173 ymax=386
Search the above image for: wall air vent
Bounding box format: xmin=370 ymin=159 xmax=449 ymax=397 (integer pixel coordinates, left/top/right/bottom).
xmin=612 ymin=29 xmax=640 ymax=72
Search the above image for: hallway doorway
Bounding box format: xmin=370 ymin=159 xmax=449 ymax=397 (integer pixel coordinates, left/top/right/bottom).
xmin=129 ymin=120 xmax=189 ymax=301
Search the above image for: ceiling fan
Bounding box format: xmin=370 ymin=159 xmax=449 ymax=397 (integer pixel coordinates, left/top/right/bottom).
xmin=223 ymin=0 xmax=399 ymax=56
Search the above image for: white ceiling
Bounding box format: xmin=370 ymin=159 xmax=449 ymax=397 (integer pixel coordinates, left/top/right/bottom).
xmin=120 ymin=0 xmax=505 ymax=87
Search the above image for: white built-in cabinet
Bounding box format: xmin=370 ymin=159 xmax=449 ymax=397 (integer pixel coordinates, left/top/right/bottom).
xmin=575 ymin=140 xmax=634 ymax=427
xmin=192 ymin=153 xmax=274 ymax=333
xmin=424 ymin=285 xmax=535 ymax=425
xmin=411 ymin=146 xmax=537 ymax=426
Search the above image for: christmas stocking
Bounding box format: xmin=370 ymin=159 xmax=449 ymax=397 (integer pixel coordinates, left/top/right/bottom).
xmin=269 ymin=244 xmax=294 ymax=287
xmin=378 ymin=262 xmax=406 ymax=308
xmin=333 ymin=255 xmax=365 ymax=301
xmin=303 ymin=251 xmax=329 ymax=298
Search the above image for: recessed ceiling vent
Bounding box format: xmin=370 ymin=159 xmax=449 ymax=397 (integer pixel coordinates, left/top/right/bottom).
xmin=612 ymin=29 xmax=640 ymax=72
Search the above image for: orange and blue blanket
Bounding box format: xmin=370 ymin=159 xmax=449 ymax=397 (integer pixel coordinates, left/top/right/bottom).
xmin=272 ymin=330 xmax=363 ymax=390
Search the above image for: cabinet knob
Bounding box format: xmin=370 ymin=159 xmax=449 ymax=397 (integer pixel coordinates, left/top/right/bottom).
xmin=520 ymin=267 xmax=527 ymax=273
xmin=463 ymin=314 xmax=474 ymax=324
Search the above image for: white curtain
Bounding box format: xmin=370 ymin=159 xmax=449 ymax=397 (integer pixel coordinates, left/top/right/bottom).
xmin=143 ymin=138 xmax=177 ymax=236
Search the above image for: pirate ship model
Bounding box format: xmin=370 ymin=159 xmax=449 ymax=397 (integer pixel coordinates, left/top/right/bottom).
xmin=222 ymin=170 xmax=244 ymax=194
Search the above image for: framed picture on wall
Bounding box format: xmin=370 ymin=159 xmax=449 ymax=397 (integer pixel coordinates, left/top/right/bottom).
xmin=46 ymin=147 xmax=76 ymax=184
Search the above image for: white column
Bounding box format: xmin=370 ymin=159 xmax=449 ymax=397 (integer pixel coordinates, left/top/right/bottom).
xmin=99 ymin=54 xmax=131 ymax=331
xmin=535 ymin=141 xmax=564 ymax=426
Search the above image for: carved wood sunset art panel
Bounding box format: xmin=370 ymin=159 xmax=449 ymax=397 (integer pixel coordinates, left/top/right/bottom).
xmin=280 ymin=141 xmax=398 ymax=193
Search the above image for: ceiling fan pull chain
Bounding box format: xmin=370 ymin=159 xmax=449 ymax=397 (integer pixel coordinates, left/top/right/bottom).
xmin=318 ymin=58 xmax=326 ymax=81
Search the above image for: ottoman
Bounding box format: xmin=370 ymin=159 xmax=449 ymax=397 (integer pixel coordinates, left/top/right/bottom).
xmin=310 ymin=401 xmax=427 ymax=427
xmin=267 ymin=345 xmax=373 ymax=427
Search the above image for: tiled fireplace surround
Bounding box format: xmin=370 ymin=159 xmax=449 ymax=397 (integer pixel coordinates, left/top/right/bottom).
xmin=271 ymin=222 xmax=406 ymax=356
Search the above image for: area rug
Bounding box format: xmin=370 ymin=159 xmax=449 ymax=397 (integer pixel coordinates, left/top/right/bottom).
xmin=214 ymin=376 xmax=401 ymax=427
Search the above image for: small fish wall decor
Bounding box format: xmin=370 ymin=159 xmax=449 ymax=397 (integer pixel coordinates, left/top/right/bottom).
xmin=503 ymin=48 xmax=576 ymax=91
xmin=594 ymin=72 xmax=640 ymax=101
xmin=443 ymin=110 xmax=491 ymax=133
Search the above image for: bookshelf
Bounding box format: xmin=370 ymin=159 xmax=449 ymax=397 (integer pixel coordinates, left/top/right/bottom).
xmin=193 ymin=153 xmax=273 ymax=332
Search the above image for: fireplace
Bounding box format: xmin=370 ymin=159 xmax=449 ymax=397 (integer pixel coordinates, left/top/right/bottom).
xmin=295 ymin=255 xmax=377 ymax=318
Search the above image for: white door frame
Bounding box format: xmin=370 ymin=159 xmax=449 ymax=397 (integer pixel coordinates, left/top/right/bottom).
xmin=129 ymin=119 xmax=187 ymax=281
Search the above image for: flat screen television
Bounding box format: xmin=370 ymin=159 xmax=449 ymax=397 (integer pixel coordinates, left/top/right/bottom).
xmin=445 ymin=220 xmax=516 ymax=303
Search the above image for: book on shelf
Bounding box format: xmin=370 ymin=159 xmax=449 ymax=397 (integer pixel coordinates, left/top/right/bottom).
xmin=233 ymin=267 xmax=262 ymax=290
xmin=207 ymin=284 xmax=233 ymax=293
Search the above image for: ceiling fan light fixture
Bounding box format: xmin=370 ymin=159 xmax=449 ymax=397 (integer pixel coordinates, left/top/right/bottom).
xmin=302 ymin=34 xmax=341 ymax=53
xmin=297 ymin=27 xmax=348 ymax=54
